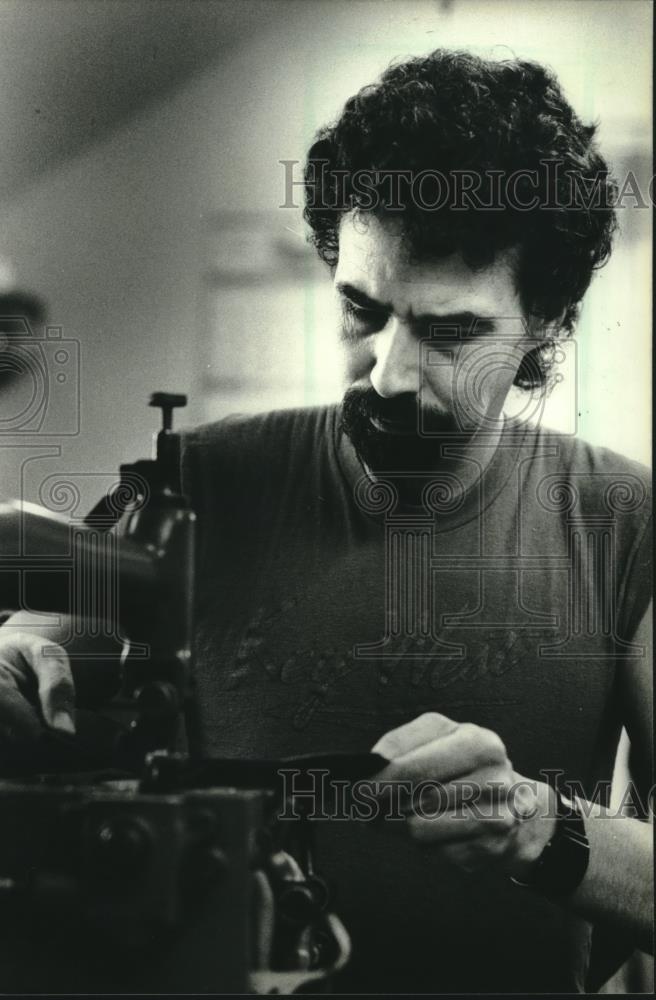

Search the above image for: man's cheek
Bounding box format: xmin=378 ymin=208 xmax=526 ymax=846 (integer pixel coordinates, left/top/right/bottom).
xmin=421 ymin=361 xmax=467 ymax=430
xmin=451 ymin=346 xmax=520 ymax=423
xmin=342 ymin=342 xmax=374 ymax=384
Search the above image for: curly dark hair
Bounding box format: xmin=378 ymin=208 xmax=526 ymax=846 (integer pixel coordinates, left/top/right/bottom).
xmin=304 ymin=49 xmax=617 ymax=389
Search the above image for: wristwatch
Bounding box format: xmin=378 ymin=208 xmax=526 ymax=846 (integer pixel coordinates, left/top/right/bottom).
xmin=510 ymin=789 xmax=590 ymax=899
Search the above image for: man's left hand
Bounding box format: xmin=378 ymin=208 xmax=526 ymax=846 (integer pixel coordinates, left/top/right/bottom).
xmin=371 ymin=712 xmax=556 ymax=878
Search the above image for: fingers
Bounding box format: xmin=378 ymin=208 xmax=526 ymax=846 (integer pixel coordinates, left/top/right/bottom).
xmin=407 ymin=807 xmax=501 ymax=843
xmin=407 ymin=766 xmax=519 ymax=814
xmin=372 ymin=712 xmax=460 ymax=760
xmin=375 ymin=766 xmax=522 ymax=826
xmin=376 ymin=722 xmax=508 ymax=784
xmin=33 ymin=642 xmax=76 ymax=734
xmin=415 ymin=828 xmax=515 ymax=873
xmin=406 ymin=785 xmax=518 ymax=842
xmin=370 ymin=714 xmax=545 ymax=877
xmin=404 ymin=772 xmax=521 ymax=870
xmin=0 ymin=632 xmax=75 ymax=735
xmin=407 ymin=812 xmax=516 ymax=853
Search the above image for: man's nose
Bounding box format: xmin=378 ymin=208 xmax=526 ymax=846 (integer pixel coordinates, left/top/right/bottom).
xmin=369 ymin=318 xmax=421 ymax=398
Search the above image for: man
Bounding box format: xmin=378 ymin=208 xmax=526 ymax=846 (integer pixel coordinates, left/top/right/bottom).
xmin=0 ymin=49 xmax=652 ymax=992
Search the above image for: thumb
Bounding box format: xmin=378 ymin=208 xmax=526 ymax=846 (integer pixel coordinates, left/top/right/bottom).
xmin=371 ymin=712 xmax=459 ymax=761
xmin=29 ymin=638 xmax=76 ymax=735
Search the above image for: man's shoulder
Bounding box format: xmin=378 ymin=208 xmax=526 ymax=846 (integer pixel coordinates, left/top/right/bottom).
xmin=523 ymin=424 xmax=652 ymax=521
xmin=527 ymin=425 xmax=650 ymax=480
xmin=180 ymin=404 xmax=339 ymax=501
xmin=182 ymin=403 xmax=337 ymax=454
xmin=529 ymin=425 xmax=649 ymax=476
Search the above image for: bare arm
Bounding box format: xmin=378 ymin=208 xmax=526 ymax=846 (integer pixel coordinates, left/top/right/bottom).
xmin=559 ymin=601 xmax=653 ymax=951
xmin=371 ymin=604 xmax=654 ymax=951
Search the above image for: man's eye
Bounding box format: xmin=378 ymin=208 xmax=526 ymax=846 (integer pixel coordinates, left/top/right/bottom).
xmin=341 ymin=299 xmax=385 ymax=332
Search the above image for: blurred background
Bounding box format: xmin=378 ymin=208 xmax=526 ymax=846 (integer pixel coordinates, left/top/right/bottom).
xmin=0 ymin=1 xmax=651 ymax=990
xmin=0 ymin=0 xmax=650 ymax=507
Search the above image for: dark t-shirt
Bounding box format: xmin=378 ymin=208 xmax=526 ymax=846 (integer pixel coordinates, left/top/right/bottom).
xmin=181 ymin=405 xmax=652 ymax=994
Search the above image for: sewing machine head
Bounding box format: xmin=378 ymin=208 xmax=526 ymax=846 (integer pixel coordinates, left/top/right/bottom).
xmin=0 ymin=393 xmax=359 ymax=993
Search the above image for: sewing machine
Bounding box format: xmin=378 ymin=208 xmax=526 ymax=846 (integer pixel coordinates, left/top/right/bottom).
xmin=0 ymin=393 xmax=373 ymax=993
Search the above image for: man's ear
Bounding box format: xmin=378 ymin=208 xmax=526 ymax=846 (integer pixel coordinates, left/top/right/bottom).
xmin=523 ymin=313 xmax=567 ymax=348
xmin=513 ymin=311 xmax=570 ymax=390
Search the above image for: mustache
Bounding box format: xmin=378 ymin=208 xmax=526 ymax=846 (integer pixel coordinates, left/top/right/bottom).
xmin=341 ymin=386 xmax=455 ymax=432
xmin=340 ymin=385 xmax=465 ymax=479
xmin=356 ymin=390 xmax=419 ymax=427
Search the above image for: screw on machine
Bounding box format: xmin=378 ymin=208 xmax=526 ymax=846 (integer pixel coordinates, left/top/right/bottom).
xmin=149 ymin=392 xmax=188 ymax=432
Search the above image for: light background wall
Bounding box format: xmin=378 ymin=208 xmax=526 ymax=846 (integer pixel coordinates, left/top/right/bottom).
xmin=0 ymin=4 xmax=651 ymax=988
xmin=0 ymin=0 xmax=650 ymax=511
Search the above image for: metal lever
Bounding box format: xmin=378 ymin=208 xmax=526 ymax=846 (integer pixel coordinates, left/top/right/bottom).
xmin=148 ymin=392 xmax=187 ymax=492
xmin=149 ymin=392 xmax=187 ymax=432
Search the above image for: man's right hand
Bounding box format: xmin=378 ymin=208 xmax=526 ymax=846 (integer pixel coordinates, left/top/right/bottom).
xmin=0 ymin=626 xmax=76 ymax=748
xmin=0 ymin=611 xmax=123 ymax=748
xmin=0 ymin=612 xmax=128 ymax=773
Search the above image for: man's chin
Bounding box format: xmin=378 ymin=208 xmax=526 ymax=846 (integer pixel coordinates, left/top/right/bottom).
xmin=345 ymin=427 xmax=450 ymax=478
xmin=339 ymin=385 xmax=470 ymax=477
xmin=368 ymin=416 xmax=417 ymax=437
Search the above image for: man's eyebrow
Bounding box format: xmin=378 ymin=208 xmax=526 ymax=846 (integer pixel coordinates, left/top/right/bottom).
xmin=336 ymin=285 xmax=498 ymax=333
xmin=416 ymin=311 xmax=497 ymax=333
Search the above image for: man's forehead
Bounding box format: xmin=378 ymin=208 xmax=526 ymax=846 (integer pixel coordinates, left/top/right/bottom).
xmin=335 ymin=212 xmax=522 ymax=318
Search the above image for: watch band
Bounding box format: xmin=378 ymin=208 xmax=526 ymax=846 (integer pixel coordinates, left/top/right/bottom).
xmin=511 ymin=789 xmax=590 ymax=899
